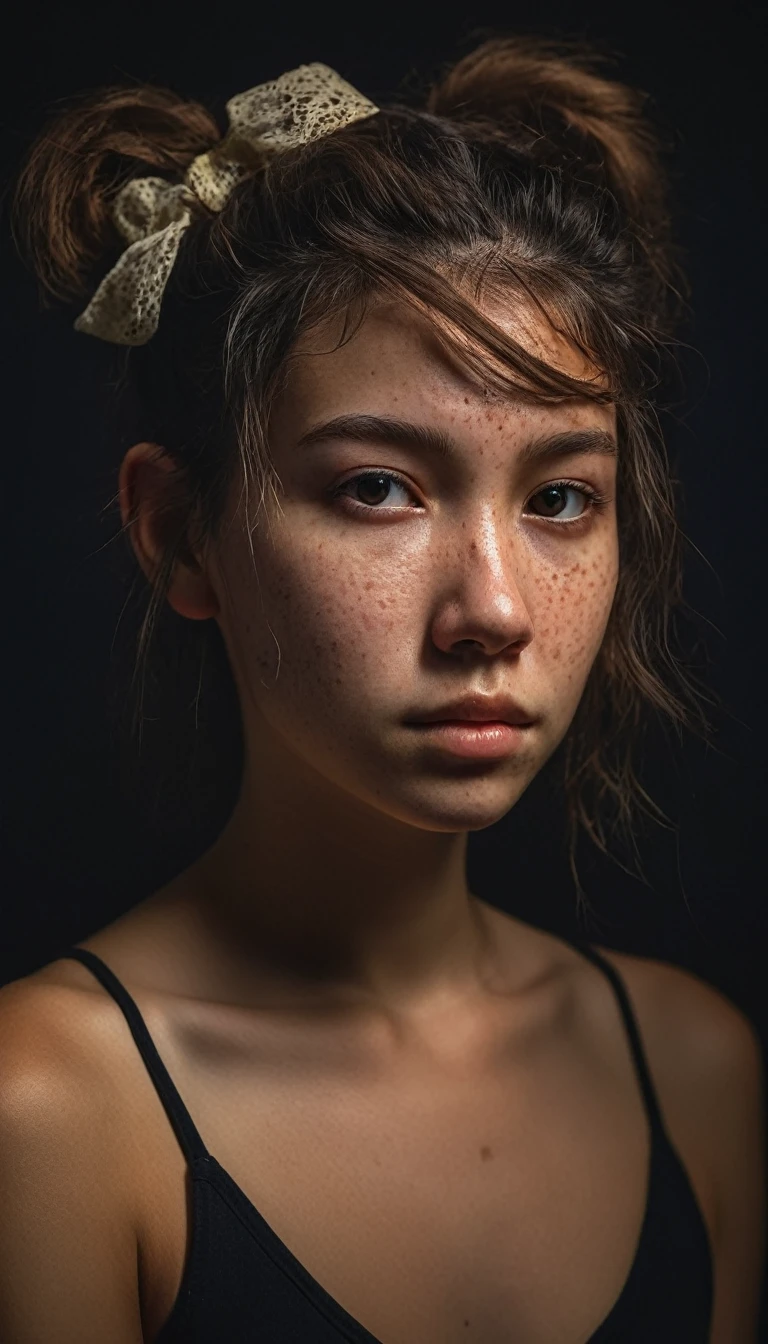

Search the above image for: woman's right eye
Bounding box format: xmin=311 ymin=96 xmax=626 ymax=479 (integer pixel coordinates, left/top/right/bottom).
xmin=332 ymin=470 xmax=418 ymax=512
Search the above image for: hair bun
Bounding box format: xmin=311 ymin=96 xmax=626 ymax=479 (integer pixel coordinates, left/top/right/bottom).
xmin=428 ymin=35 xmax=672 ymax=279
xmin=12 ymin=85 xmax=220 ymax=305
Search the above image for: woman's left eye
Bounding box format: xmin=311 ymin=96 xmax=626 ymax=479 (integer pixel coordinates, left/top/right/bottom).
xmin=525 ymin=482 xmax=602 ymax=522
xmin=332 ymin=470 xmax=417 ymax=511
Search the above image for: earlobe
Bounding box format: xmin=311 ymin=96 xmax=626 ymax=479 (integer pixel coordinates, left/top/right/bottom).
xmin=119 ymin=441 xmax=220 ymax=621
xmin=166 ymin=571 xmax=219 ymax=622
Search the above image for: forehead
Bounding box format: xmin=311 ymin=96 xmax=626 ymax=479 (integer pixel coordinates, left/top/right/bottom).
xmin=273 ymin=295 xmax=615 ymax=444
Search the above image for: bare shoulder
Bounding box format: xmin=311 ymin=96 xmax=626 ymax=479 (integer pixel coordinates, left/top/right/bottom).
xmin=593 ymin=943 xmax=763 ymax=1072
xmin=0 ymin=959 xmax=140 ymax=1181
xmin=0 ymin=965 xmax=144 ymax=1340
xmin=0 ymin=956 xmax=125 ymax=1079
xmin=591 ymin=943 xmax=764 ymax=1147
xmin=594 ymin=944 xmax=767 ymax=1343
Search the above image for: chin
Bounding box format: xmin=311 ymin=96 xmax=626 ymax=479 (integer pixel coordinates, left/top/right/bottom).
xmin=374 ymin=771 xmax=534 ymax=834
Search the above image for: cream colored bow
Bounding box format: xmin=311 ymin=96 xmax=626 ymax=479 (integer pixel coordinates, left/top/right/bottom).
xmin=74 ymin=63 xmax=379 ymax=345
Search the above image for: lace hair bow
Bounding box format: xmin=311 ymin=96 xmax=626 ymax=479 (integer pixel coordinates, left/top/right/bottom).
xmin=74 ymin=63 xmax=379 ymax=346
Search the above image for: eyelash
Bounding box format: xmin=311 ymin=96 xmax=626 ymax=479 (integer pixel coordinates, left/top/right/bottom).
xmin=331 ymin=469 xmax=610 ymax=525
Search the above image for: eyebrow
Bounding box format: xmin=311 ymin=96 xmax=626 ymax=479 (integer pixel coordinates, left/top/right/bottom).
xmin=295 ymin=414 xmax=617 ymax=465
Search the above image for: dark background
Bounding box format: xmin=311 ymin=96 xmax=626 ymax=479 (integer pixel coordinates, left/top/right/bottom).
xmin=2 ymin=0 xmax=766 ymax=1328
xmin=3 ymin=0 xmax=765 ymax=1233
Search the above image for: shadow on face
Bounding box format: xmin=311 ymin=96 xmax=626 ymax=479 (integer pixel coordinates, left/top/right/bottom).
xmin=209 ymin=294 xmax=619 ymax=835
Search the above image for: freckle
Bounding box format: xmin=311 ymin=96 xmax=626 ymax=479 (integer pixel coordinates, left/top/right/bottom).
xmin=480 ymin=1145 xmax=493 ymax=1161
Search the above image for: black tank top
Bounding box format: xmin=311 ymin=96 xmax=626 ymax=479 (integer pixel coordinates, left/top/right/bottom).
xmin=62 ymin=938 xmax=713 ymax=1342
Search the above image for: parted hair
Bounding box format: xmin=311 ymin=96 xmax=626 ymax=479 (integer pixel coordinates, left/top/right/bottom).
xmin=12 ymin=35 xmax=716 ymax=910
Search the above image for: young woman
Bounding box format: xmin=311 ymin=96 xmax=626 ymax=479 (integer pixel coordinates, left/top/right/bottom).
xmin=2 ymin=39 xmax=764 ymax=1344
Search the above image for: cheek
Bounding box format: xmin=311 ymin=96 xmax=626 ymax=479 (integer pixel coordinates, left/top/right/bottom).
xmin=530 ymin=536 xmax=618 ymax=686
xmin=222 ymin=525 xmax=416 ymax=717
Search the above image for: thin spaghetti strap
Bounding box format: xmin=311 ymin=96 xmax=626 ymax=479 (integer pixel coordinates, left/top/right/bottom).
xmin=61 ymin=946 xmax=210 ymax=1166
xmin=561 ymin=935 xmax=666 ymax=1137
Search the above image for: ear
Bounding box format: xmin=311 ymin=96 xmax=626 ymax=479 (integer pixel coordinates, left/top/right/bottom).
xmin=118 ymin=442 xmax=219 ymax=621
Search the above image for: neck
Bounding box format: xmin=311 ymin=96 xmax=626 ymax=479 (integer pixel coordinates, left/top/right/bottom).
xmin=177 ymin=738 xmax=498 ymax=1017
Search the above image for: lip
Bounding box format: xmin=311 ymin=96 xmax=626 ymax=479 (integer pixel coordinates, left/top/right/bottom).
xmin=405 ymin=694 xmax=536 ymax=727
xmin=407 ymin=720 xmax=532 ymax=760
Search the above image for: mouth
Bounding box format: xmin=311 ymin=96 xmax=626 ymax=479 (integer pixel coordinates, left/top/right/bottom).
xmin=406 ymin=719 xmax=534 ymax=760
xmin=404 ymin=693 xmax=536 ymax=729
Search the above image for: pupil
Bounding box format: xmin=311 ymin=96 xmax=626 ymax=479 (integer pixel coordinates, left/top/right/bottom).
xmin=358 ymin=474 xmax=390 ymax=505
xmin=537 ymin=486 xmax=566 ymax=515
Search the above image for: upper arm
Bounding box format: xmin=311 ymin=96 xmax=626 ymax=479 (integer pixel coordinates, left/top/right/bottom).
xmin=598 ymin=947 xmax=766 ymax=1342
xmin=702 ymin=991 xmax=767 ymax=1344
xmin=0 ymin=979 xmax=144 ymax=1343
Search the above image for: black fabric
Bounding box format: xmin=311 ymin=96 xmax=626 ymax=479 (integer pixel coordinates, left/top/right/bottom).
xmin=62 ymin=938 xmax=713 ymax=1342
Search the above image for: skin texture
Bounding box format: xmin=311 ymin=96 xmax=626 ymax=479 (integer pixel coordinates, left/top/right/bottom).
xmin=0 ymin=295 xmax=763 ymax=1344
xmin=121 ymin=295 xmax=618 ymax=1016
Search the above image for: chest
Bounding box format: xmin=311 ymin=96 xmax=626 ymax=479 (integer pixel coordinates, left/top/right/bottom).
xmin=128 ymin=1013 xmax=698 ymax=1344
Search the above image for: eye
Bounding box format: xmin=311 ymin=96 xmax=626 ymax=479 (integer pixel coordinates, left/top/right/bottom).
xmin=332 ymin=470 xmax=418 ymax=513
xmin=525 ymin=480 xmax=605 ymax=523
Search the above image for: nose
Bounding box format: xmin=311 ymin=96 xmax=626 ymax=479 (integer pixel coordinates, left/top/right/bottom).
xmin=429 ymin=510 xmax=534 ymax=660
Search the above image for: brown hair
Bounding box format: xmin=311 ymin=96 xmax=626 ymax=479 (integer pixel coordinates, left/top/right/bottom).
xmin=12 ymin=36 xmax=717 ymax=915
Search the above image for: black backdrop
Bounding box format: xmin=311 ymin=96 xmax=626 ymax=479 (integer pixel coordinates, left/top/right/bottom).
xmin=3 ymin=4 xmax=765 ymax=1056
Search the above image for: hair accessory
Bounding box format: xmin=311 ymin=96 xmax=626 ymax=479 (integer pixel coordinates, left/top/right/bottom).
xmin=74 ymin=64 xmax=379 ymax=346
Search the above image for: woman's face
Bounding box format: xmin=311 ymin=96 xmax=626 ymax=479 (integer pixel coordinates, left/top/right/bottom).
xmin=209 ymin=297 xmax=619 ymax=834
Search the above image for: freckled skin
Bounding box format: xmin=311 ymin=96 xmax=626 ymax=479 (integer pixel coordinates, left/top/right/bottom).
xmin=210 ymin=297 xmax=619 ymax=836
xmin=121 ymin=293 xmax=619 ymax=1006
